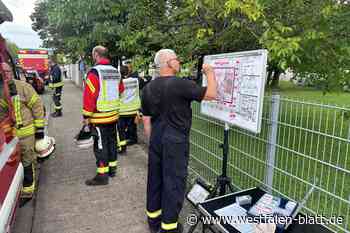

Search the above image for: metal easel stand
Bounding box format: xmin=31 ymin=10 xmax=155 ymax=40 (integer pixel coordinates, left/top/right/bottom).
xmin=187 ymin=123 xmax=235 ymax=233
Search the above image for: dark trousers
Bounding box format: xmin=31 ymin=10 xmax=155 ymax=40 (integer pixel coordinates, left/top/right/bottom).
xmin=118 ymin=115 xmax=138 ymax=145
xmin=147 ymin=119 xmax=189 ymax=233
xmin=93 ymin=123 xmax=118 ymax=172
xmin=52 ymin=87 xmax=62 ymax=113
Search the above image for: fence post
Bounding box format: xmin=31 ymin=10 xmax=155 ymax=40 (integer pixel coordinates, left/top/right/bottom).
xmin=265 ymin=94 xmax=280 ymax=192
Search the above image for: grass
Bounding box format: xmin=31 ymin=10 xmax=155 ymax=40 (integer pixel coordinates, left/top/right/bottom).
xmin=188 ymin=81 xmax=350 ymax=233
xmin=271 ymin=81 xmax=350 ymax=106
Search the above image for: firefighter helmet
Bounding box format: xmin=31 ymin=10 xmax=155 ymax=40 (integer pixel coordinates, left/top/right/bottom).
xmin=35 ymin=136 xmax=56 ymax=158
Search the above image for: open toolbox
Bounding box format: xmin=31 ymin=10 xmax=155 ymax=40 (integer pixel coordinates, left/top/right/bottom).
xmin=197 ymin=187 xmax=335 ymax=233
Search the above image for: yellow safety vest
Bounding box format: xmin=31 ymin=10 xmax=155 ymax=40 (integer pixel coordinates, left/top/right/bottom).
xmin=93 ymin=65 xmax=121 ymax=112
xmin=120 ymin=77 xmax=141 ymax=116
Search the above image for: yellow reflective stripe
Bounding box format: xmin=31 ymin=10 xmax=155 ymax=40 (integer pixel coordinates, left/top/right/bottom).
xmin=102 ymin=80 xmax=107 ymax=99
xmin=90 ymin=115 xmax=119 ymax=124
xmin=109 ymin=161 xmax=118 ymax=167
xmin=82 ymin=109 xmax=94 ymax=117
xmin=22 ymin=183 xmax=35 ymax=193
xmin=27 ymin=94 xmax=39 ymax=108
xmin=49 ymin=82 xmax=64 ymax=88
xmin=161 ymin=222 xmax=178 ymax=230
xmin=91 ymin=111 xmax=118 ymax=118
xmin=13 ymin=96 xmax=23 ymax=127
xmin=16 ymin=124 xmax=35 ymax=138
xmin=54 ymin=105 xmax=63 ymax=110
xmin=0 ymin=99 xmax=8 ymax=108
xmin=120 ymin=110 xmax=139 ymax=116
xmin=146 ymin=209 xmax=162 ymax=219
xmin=96 ymin=167 xmax=109 ymax=174
xmin=118 ymin=140 xmax=128 ymax=146
xmin=34 ymin=119 xmax=45 ymax=128
xmin=86 ymin=79 xmax=96 ymax=93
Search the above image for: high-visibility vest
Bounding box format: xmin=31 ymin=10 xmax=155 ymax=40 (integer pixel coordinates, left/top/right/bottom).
xmin=119 ymin=77 xmax=141 ymax=115
xmin=93 ymin=65 xmax=121 ymax=112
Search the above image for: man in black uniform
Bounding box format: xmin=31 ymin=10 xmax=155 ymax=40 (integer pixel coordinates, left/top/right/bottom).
xmin=49 ymin=58 xmax=64 ymax=117
xmin=142 ymin=49 xmax=217 ymax=233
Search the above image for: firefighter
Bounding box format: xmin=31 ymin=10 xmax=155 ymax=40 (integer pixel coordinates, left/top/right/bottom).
xmin=49 ymin=58 xmax=64 ymax=117
xmin=0 ymin=62 xmax=55 ymax=202
xmin=117 ymin=65 xmax=141 ymax=154
xmin=142 ymin=49 xmax=217 ymax=233
xmin=82 ymin=45 xmax=124 ymax=186
xmin=124 ymin=61 xmax=140 ymax=145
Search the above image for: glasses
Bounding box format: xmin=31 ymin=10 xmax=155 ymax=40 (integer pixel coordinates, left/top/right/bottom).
xmin=167 ymin=58 xmax=181 ymax=64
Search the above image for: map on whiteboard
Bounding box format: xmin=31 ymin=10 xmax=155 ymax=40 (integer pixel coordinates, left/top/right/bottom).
xmin=201 ymin=50 xmax=268 ymax=133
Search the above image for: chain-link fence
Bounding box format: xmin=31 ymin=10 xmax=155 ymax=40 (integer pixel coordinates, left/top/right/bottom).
xmin=189 ymin=95 xmax=350 ymax=233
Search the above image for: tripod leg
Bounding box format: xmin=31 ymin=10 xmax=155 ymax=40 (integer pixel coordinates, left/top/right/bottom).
xmin=228 ymin=183 xmax=235 ymax=193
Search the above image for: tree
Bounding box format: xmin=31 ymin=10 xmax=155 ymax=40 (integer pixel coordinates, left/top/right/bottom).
xmin=31 ymin=0 xmax=350 ymax=91
xmin=6 ymin=40 xmax=19 ymax=58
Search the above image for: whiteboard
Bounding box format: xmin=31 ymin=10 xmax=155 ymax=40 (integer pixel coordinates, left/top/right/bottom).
xmin=201 ymin=49 xmax=268 ymax=133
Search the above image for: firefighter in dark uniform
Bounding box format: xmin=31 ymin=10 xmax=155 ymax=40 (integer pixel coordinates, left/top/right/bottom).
xmin=142 ymin=49 xmax=217 ymax=233
xmin=82 ymin=46 xmax=124 ymax=185
xmin=49 ymin=58 xmax=64 ymax=117
xmin=117 ymin=64 xmax=141 ymax=154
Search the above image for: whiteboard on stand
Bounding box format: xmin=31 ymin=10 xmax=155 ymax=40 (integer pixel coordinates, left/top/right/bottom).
xmin=201 ymin=49 xmax=268 ymax=134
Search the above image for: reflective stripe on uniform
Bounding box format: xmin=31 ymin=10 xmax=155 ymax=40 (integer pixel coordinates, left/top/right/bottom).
xmin=82 ymin=109 xmax=94 ymax=117
xmin=15 ymin=124 xmax=35 ymax=138
xmin=92 ymin=111 xmax=118 ymax=118
xmin=27 ymin=94 xmax=39 ymax=108
xmin=86 ymin=79 xmax=95 ymax=93
xmin=109 ymin=161 xmax=118 ymax=167
xmin=96 ymin=127 xmax=103 ymax=150
xmin=54 ymin=105 xmax=63 ymax=110
xmin=34 ymin=119 xmax=45 ymax=128
xmin=96 ymin=167 xmax=109 ymax=174
xmin=146 ymin=209 xmax=162 ymax=219
xmin=118 ymin=140 xmax=128 ymax=146
xmin=119 ymin=110 xmax=139 ymax=116
xmin=161 ymin=222 xmax=178 ymax=231
xmin=0 ymin=99 xmax=8 ymax=108
xmin=49 ymin=82 xmax=64 ymax=88
xmin=90 ymin=114 xmax=119 ymax=124
xmin=13 ymin=96 xmax=23 ymax=127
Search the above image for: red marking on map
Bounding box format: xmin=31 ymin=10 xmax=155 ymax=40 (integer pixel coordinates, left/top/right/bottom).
xmin=214 ymin=59 xmax=230 ymax=65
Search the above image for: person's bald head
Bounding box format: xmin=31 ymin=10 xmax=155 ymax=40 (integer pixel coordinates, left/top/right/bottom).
xmin=154 ymin=49 xmax=181 ymax=77
xmin=92 ymin=45 xmax=108 ymax=64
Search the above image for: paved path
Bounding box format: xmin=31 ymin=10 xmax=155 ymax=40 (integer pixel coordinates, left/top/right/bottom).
xmin=13 ymin=82 xmax=199 ymax=233
xmin=34 ymin=82 xmax=149 ymax=233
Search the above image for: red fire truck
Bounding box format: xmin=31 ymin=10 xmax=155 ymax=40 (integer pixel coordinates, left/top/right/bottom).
xmin=0 ymin=3 xmax=24 ymax=232
xmin=17 ymin=49 xmax=49 ymax=77
xmin=17 ymin=49 xmax=49 ymax=93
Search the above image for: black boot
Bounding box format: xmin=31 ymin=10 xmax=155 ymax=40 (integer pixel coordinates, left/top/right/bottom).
xmin=51 ymin=110 xmax=62 ymax=118
xmin=21 ymin=164 xmax=35 ymax=199
xmin=119 ymin=146 xmax=127 ymax=156
xmin=85 ymin=174 xmax=108 ymax=186
xmin=109 ymin=166 xmax=117 ymax=177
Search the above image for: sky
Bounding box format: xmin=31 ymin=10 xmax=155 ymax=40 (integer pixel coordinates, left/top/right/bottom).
xmin=0 ymin=0 xmax=42 ymax=48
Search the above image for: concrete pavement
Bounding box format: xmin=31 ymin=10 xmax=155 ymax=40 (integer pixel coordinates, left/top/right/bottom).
xmin=13 ymin=81 xmax=201 ymax=233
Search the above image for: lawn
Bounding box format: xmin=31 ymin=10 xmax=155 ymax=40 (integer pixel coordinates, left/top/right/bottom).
xmin=272 ymin=81 xmax=350 ymax=106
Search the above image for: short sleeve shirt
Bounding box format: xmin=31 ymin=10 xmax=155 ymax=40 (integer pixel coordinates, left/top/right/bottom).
xmin=141 ymin=76 xmax=207 ymax=134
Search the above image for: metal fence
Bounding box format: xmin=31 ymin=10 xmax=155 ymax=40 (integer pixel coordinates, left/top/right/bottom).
xmin=189 ymin=95 xmax=350 ymax=233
